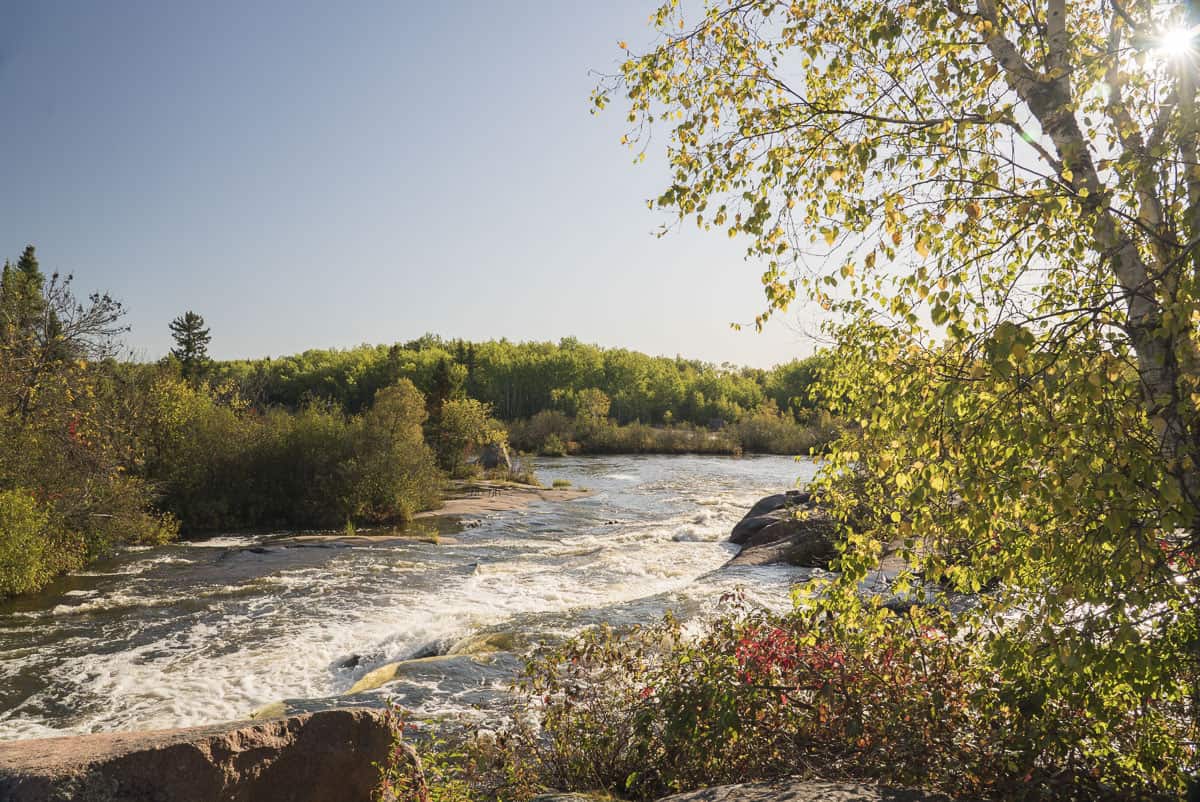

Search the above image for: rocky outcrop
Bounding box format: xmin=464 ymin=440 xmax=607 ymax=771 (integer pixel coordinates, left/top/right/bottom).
xmin=0 ymin=708 xmax=408 ymax=802
xmin=656 ymin=778 xmax=953 ymax=802
xmin=726 ymin=491 xmax=836 ymax=568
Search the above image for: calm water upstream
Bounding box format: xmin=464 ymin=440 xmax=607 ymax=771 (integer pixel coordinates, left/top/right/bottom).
xmin=0 ymin=454 xmax=819 ymax=741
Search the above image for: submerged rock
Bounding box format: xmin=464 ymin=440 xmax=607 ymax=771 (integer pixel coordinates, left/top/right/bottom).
xmin=336 ymin=653 xmax=364 ymax=670
xmin=445 ymin=629 xmax=523 ymax=656
xmin=344 ymin=653 xmax=500 ymax=696
xmin=0 ymin=708 xmax=406 ymax=802
xmin=656 ymin=778 xmax=952 ymax=802
xmin=248 ymin=700 xmax=289 ymax=720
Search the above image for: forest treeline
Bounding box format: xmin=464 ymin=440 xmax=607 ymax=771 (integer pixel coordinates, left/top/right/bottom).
xmin=207 ymin=336 xmax=835 ymax=457
xmin=0 ymin=248 xmax=829 ymax=598
xmin=210 ymin=335 xmax=827 ymax=430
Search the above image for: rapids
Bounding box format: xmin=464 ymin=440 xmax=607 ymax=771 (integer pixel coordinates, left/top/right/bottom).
xmin=0 ymin=454 xmax=818 ymax=740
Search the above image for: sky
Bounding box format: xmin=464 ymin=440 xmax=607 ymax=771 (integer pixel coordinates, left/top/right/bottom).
xmin=0 ymin=1 xmax=820 ymax=367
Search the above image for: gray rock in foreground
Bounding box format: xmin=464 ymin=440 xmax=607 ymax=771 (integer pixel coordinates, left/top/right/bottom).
xmin=657 ymin=778 xmax=954 ymax=802
xmin=0 ymin=708 xmax=402 ymax=802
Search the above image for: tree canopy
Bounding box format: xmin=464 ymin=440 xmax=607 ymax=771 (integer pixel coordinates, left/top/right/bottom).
xmin=599 ymin=0 xmax=1200 ymax=789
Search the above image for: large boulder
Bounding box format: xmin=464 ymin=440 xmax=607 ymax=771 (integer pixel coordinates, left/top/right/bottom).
xmin=730 ymin=492 xmax=814 ymax=546
xmin=656 ymin=778 xmax=953 ymax=802
xmin=0 ymin=708 xmax=409 ymax=802
xmin=744 ymin=490 xmax=809 ymax=520
xmin=727 ymin=491 xmax=837 ymax=568
xmin=726 ymin=513 xmax=838 ymax=569
xmin=729 ymin=511 xmax=788 ymax=545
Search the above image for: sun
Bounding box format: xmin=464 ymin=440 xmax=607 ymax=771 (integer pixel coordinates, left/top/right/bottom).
xmin=1158 ymin=24 xmax=1198 ymax=57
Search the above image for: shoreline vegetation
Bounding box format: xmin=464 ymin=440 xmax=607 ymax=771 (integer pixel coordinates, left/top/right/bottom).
xmin=0 ymin=246 xmax=832 ymax=599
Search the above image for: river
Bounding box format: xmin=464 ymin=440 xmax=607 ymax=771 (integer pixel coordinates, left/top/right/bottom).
xmin=0 ymin=454 xmax=818 ymax=741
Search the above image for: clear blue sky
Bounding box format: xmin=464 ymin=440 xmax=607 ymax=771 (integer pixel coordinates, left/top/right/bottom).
xmin=0 ymin=1 xmax=816 ymax=367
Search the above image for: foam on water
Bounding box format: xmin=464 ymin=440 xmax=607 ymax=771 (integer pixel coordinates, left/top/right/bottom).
xmin=0 ymin=454 xmax=815 ymax=740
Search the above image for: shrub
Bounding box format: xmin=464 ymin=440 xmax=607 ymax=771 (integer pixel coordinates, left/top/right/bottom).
xmin=731 ymin=403 xmax=839 ymax=455
xmin=374 ymin=702 xmax=540 ymax=802
xmin=144 ymin=378 xmax=442 ymax=531
xmin=508 ymin=410 xmax=574 ymax=455
xmin=540 ymin=433 xmax=569 ymax=457
xmin=0 ymin=490 xmax=54 ymax=597
xmin=488 ymin=454 xmax=538 ymax=486
xmin=513 ymin=598 xmax=1188 ymax=801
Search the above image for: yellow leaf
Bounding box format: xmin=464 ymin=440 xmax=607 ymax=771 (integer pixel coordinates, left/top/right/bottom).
xmin=823 ymin=228 xmax=838 ymax=247
xmin=915 ymin=237 xmax=930 ymax=258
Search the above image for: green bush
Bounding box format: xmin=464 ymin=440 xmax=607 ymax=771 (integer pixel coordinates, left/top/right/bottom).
xmin=144 ymin=378 xmax=442 ymax=531
xmin=0 ymin=490 xmax=53 ymax=597
xmin=508 ymin=410 xmax=575 ymax=454
xmin=430 ymin=398 xmax=507 ymax=477
xmin=349 ymin=381 xmax=441 ymax=523
xmin=540 ymin=433 xmax=569 ymax=457
xmin=731 ymin=403 xmax=839 ymax=455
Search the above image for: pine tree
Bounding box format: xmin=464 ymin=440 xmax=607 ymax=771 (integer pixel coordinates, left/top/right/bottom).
xmin=0 ymin=246 xmax=46 ymax=340
xmin=169 ymin=311 xmax=211 ymax=383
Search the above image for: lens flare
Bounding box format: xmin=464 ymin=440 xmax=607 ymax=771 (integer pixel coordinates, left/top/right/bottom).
xmin=1158 ymin=25 xmax=1198 ymax=57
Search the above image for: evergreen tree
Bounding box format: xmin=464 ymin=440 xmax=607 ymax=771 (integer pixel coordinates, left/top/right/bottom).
xmin=168 ymin=311 xmax=211 ymax=383
xmin=0 ymin=246 xmax=46 ymax=340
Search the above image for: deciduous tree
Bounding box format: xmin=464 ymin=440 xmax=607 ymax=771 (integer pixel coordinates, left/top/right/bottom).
xmin=599 ymin=0 xmax=1200 ymax=788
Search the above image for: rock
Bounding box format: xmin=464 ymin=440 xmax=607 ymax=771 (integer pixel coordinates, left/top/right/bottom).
xmin=478 ymin=443 xmax=512 ymax=471
xmin=731 ymin=491 xmax=818 ymax=545
xmin=728 ymin=491 xmax=835 ymax=567
xmin=336 ymin=653 xmax=363 ymax=670
xmin=742 ymin=513 xmax=833 ymax=549
xmin=744 ymin=493 xmax=793 ymax=519
xmin=249 ymin=700 xmax=289 ymax=720
xmin=344 ymin=653 xmax=497 ymax=696
xmin=0 ymin=708 xmax=406 ymax=802
xmin=656 ymin=778 xmax=953 ymax=802
xmin=727 ymin=513 xmax=837 ymax=569
xmin=730 ymin=511 xmax=788 ymax=545
xmin=445 ymin=630 xmax=522 ymax=656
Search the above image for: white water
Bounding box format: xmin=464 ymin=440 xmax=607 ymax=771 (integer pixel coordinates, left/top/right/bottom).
xmin=0 ymin=455 xmax=817 ymax=740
